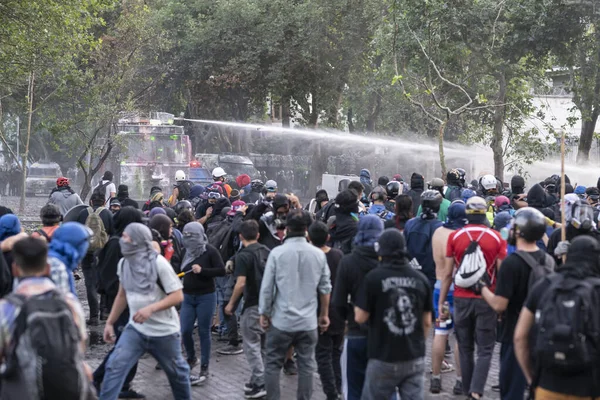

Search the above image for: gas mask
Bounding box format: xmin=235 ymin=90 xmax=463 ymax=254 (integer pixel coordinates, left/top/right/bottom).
xmin=571 ymin=203 xmax=595 ymax=232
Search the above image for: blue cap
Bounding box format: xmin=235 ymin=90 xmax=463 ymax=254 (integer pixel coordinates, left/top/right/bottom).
xmin=575 ymin=185 xmax=587 ymax=195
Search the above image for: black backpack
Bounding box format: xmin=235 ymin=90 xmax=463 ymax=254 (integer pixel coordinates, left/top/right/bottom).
xmin=177 ymin=181 xmax=193 ymax=201
xmin=206 ymin=218 xmax=234 ymax=262
xmin=1 ymin=290 xmax=94 ymax=400
xmin=533 ymin=275 xmax=600 ymax=373
xmin=513 ymin=250 xmax=555 ymax=292
xmin=92 ymin=181 xmax=110 ymax=204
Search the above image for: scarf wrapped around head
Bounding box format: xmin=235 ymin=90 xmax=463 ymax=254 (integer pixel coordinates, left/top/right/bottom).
xmin=119 ymin=223 xmax=158 ymax=294
xmin=114 ymin=206 xmax=144 ymax=236
xmin=443 ymin=201 xmax=468 ymax=230
xmin=353 ymin=215 xmax=384 ymax=247
xmin=48 ymin=222 xmax=90 ymax=295
xmin=181 ymin=222 xmax=208 ymax=270
xmin=0 ymin=214 xmax=21 ymax=241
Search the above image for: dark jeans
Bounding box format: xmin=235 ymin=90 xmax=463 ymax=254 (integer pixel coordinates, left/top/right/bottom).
xmin=454 ymin=297 xmax=497 ymax=396
xmin=316 ymin=331 xmax=343 ymax=400
xmin=222 ymin=298 xmax=240 ymax=346
xmin=265 ymin=326 xmax=318 ymax=400
xmin=82 ymin=254 xmax=99 ymax=319
xmin=500 ymin=342 xmax=527 ymax=400
xmin=342 ymin=336 xmax=368 ymax=400
xmin=93 ymin=311 xmax=138 ymax=392
xmin=361 ymin=357 xmax=424 ymax=400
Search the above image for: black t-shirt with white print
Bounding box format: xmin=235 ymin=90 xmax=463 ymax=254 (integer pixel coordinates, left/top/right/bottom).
xmin=356 ymin=260 xmax=433 ymax=363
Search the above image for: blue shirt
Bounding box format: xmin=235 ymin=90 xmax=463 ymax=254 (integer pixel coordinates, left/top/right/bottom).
xmin=258 ymin=237 xmax=332 ymax=332
xmin=367 ymin=204 xmax=395 ymax=220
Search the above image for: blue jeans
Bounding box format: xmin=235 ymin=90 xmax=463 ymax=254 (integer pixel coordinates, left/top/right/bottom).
xmin=181 ymin=292 xmax=216 ymax=366
xmin=99 ymin=325 xmax=190 ymax=400
xmin=360 ymin=358 xmax=424 ymax=400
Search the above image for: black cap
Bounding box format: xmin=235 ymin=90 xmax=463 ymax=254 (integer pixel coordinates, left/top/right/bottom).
xmin=375 ymin=228 xmax=406 ymax=258
xmin=273 ymin=194 xmax=290 ymax=210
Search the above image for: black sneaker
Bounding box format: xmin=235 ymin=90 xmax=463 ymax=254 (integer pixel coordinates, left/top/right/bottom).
xmin=453 ymin=380 xmax=463 ymax=395
xmin=244 ymin=382 xmax=253 ymax=394
xmin=155 ymin=362 xmax=162 ymax=370
xmin=118 ymin=389 xmax=146 ymax=399
xmin=245 ymin=384 xmax=267 ymax=399
xmin=430 ymin=377 xmax=442 ymax=394
xmin=86 ymin=317 xmax=99 ymax=326
xmin=283 ymin=359 xmax=297 ymax=375
xmin=100 ymin=309 xmax=109 ymax=321
xmin=491 ymin=384 xmax=500 ymax=392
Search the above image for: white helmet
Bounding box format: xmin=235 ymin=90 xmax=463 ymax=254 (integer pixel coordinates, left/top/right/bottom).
xmin=212 ymin=167 xmax=226 ymax=179
xmin=175 ymin=170 xmax=186 ymax=182
xmin=480 ymin=174 xmax=497 ymax=191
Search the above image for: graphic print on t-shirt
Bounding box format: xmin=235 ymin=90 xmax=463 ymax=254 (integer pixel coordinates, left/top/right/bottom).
xmin=382 ymin=277 xmax=418 ymax=336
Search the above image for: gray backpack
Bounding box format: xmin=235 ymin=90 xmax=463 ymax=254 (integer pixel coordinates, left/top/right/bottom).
xmin=514 ymin=250 xmax=556 ymax=291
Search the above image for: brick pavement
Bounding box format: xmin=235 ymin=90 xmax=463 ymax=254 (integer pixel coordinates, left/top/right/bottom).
xmin=86 ymin=323 xmax=502 ymax=400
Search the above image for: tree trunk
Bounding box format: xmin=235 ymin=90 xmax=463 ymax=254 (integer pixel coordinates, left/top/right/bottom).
xmin=577 ymin=113 xmax=599 ymax=163
xmin=308 ymin=94 xmax=318 ymax=128
xmin=491 ymin=73 xmax=507 ymax=182
xmin=438 ymin=120 xmax=448 ymax=178
xmin=366 ymin=90 xmax=382 ymax=133
xmin=20 ymin=71 xmax=35 ymax=213
xmin=347 ymin=107 xmax=355 ymax=132
xmin=282 ymin=95 xmax=291 ymax=127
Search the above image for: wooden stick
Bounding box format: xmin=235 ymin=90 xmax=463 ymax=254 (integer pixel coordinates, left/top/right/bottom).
xmin=560 ymin=130 xmax=566 ymax=262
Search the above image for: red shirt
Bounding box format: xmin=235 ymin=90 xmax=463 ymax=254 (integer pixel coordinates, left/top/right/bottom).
xmin=446 ymin=224 xmax=507 ymax=298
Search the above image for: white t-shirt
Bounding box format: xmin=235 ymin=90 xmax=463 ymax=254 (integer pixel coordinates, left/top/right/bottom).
xmin=117 ymin=255 xmax=182 ymax=337
xmin=97 ymin=180 xmax=116 ymax=205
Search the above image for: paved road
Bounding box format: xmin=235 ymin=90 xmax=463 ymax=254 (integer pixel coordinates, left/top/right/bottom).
xmin=82 ymin=287 xmax=501 ymax=399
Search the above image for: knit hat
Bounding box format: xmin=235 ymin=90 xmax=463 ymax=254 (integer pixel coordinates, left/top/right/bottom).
xmin=375 ymin=228 xmax=406 ymax=258
xmin=236 ymin=174 xmax=251 ymax=189
xmin=353 ymin=215 xmax=384 ymax=247
xmin=575 ymin=185 xmax=587 ymax=195
xmin=494 ymin=195 xmax=511 ymax=210
xmin=190 ymin=185 xmax=205 ymax=199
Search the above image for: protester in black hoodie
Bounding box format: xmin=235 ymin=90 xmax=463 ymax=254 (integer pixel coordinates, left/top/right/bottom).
xmin=332 ymin=215 xmax=384 ymax=400
xmin=407 ymin=173 xmax=425 ymax=215
xmin=93 ymin=206 xmax=144 ymax=398
xmin=117 ymin=185 xmax=139 ymax=209
xmin=248 ymin=194 xmax=290 ymax=250
xmin=328 ymin=190 xmax=359 ymax=254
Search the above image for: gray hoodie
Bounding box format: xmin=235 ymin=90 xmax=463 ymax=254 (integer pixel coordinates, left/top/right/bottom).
xmin=48 ymin=188 xmax=83 ymax=216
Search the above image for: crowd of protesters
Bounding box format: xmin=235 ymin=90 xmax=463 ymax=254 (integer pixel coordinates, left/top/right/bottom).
xmin=0 ymin=166 xmax=598 ymax=400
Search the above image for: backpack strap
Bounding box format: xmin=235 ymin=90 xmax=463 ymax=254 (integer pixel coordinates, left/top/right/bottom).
xmin=35 ymin=229 xmax=50 ymax=242
xmin=514 ymin=250 xmax=540 ymax=270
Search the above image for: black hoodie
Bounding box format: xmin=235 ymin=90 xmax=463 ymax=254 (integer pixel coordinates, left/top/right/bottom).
xmin=329 ymin=213 xmax=358 ymax=254
xmin=526 ymin=183 xmax=547 ymax=210
xmin=407 ymin=173 xmax=425 ymax=215
xmin=332 ymin=246 xmax=380 ymax=337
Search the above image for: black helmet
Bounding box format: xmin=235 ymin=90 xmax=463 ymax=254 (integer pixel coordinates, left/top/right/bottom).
xmin=40 ymin=204 xmax=61 ymax=224
xmin=386 ymin=181 xmax=401 ymax=198
xmin=421 ymin=190 xmax=443 ymax=212
xmin=456 ymin=168 xmax=466 ymax=186
xmin=174 ymin=200 xmax=193 ymax=215
xmin=251 ymin=179 xmax=264 ymax=192
xmin=338 ymin=178 xmax=351 ymax=193
xmin=370 ymin=186 xmax=387 ymax=202
xmin=513 ymin=207 xmax=546 ymax=242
